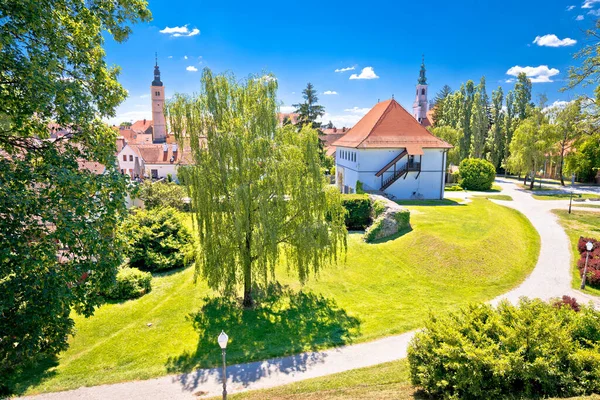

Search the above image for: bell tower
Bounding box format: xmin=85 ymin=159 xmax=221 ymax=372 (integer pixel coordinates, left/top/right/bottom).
xmin=412 ymin=55 xmax=429 ymax=124
xmin=151 ymin=53 xmax=167 ymax=143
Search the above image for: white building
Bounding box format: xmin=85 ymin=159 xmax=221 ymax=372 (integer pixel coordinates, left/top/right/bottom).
xmin=333 ymin=62 xmax=452 ymax=199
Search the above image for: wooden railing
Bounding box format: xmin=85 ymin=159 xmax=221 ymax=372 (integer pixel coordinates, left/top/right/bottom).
xmin=380 ymin=164 xmax=408 ymax=190
xmin=375 ymin=150 xmax=408 ymax=177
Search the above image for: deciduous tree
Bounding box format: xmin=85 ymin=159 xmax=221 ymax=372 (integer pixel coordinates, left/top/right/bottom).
xmin=167 ymin=69 xmax=347 ymax=308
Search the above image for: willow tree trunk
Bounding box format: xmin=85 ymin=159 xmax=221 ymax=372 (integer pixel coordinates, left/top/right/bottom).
xmin=243 ymin=227 xmax=253 ymax=308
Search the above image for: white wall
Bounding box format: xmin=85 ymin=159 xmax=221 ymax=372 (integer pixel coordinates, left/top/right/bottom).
xmin=117 ymin=146 xmax=143 ymax=178
xmin=144 ymin=163 xmax=179 ymax=181
xmin=335 ymin=146 xmax=447 ymax=199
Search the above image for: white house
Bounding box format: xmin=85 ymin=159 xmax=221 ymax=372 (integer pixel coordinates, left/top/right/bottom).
xmin=117 ymin=142 xmax=191 ymax=181
xmin=333 ymin=62 xmax=451 ymax=199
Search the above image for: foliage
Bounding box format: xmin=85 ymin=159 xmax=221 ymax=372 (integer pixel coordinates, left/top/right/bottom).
xmin=458 ymin=158 xmax=496 ymax=191
xmin=138 ymin=180 xmax=189 ymax=211
xmin=566 ymin=133 xmax=600 ymax=182
xmin=514 ymin=72 xmax=533 ymax=119
xmin=355 ymin=180 xmax=365 ymax=194
xmin=488 ymin=86 xmax=505 ymax=169
xmin=293 ymin=83 xmax=326 ymax=128
xmin=554 ymin=295 xmax=581 ymax=313
xmin=105 ymin=267 xmax=152 ymax=300
xmin=460 ymin=81 xmax=476 ymax=160
xmin=431 ymin=126 xmax=461 ymax=165
xmin=408 ymin=298 xmax=600 ymax=399
xmin=577 ymin=237 xmax=600 ymax=287
xmin=548 ymin=100 xmax=584 ymax=185
xmin=121 ymin=207 xmax=194 ymax=272
xmin=364 ymin=208 xmax=410 ymax=243
xmin=341 ymin=194 xmax=371 ymax=230
xmin=372 ymin=200 xmax=386 ymax=218
xmin=0 ymin=0 xmax=150 ymax=387
xmin=166 ymin=69 xmax=347 ymax=307
xmin=508 ymin=109 xmax=556 ymax=188
xmin=444 ymin=184 xmax=464 ymax=191
xmin=470 ymin=76 xmax=489 ymax=159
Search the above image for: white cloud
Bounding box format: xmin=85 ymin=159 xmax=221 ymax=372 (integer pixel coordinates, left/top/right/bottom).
xmin=257 ymin=75 xmax=277 ymax=83
xmin=159 ymin=25 xmax=200 ymax=37
xmin=105 ymin=110 xmax=152 ymax=126
xmin=576 ymin=14 xmax=585 ymax=20
xmin=186 ymin=66 xmax=198 ymax=72
xmin=533 ymin=34 xmax=576 ymax=47
xmin=335 ymin=66 xmax=356 ymax=73
xmin=344 ymin=106 xmax=371 ymax=114
xmin=139 ymin=94 xmax=149 ymax=98
xmin=168 ymin=55 xmax=173 ymax=59
xmin=506 ymin=65 xmax=560 ymax=83
xmin=543 ymin=100 xmax=572 ymax=112
xmin=323 ymin=91 xmax=338 ymax=95
xmin=318 ymin=112 xmax=363 ymax=128
xmin=505 ymin=78 xmax=515 ymax=83
xmin=349 ymin=67 xmax=379 ymax=80
xmin=567 ymin=4 xmax=576 ymax=10
xmin=184 ymin=55 xmax=188 ymax=60
xmin=582 ymin=0 xmax=600 ymax=8
xmin=588 ymin=9 xmax=600 ymax=15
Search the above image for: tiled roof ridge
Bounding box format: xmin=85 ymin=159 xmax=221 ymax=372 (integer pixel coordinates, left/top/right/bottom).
xmin=356 ymin=100 xmax=394 ymax=148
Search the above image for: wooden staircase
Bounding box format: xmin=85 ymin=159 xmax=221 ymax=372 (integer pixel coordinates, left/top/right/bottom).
xmin=376 ymin=150 xmax=421 ymax=191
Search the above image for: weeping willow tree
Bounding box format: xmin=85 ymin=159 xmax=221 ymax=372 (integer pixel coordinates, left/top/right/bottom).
xmin=167 ymin=69 xmax=347 ymax=307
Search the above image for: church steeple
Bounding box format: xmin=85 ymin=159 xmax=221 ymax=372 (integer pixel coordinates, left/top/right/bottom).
xmin=152 ymin=53 xmax=163 ymax=87
xmin=418 ymin=55 xmax=427 ymax=85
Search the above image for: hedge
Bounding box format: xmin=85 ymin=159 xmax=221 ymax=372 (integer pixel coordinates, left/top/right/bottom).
xmin=458 ymin=158 xmax=496 ymax=191
xmin=408 ymin=298 xmax=600 ymax=399
xmin=340 ymin=194 xmax=371 ymax=230
xmin=105 ymin=267 xmax=152 ymax=300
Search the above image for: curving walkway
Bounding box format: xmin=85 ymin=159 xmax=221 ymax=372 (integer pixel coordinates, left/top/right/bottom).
xmin=21 ymin=179 xmax=599 ymax=400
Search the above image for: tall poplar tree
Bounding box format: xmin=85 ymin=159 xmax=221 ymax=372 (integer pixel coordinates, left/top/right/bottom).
xmin=470 ymin=77 xmax=489 ymax=158
xmin=514 ymin=72 xmax=532 ymax=120
xmin=167 ymin=69 xmax=347 ymax=308
xmin=488 ymin=87 xmax=505 ymax=169
xmin=459 ymin=81 xmax=476 ymax=160
xmin=504 ymin=90 xmax=517 ymax=173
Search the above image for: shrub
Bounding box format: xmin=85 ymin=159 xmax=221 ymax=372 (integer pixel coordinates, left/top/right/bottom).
xmin=577 ymin=237 xmax=600 ymax=287
xmin=341 ymin=194 xmax=371 ymax=230
xmin=408 ymin=298 xmax=600 ymax=399
xmin=553 ymin=295 xmax=581 ymax=312
xmin=458 ymin=158 xmax=496 ymax=191
xmin=105 ymin=267 xmax=152 ymax=300
xmin=138 ymin=180 xmax=189 ymax=212
xmin=444 ymin=184 xmax=463 ymax=192
xmin=372 ymin=200 xmax=386 ymax=219
xmin=121 ymin=207 xmax=194 ymax=272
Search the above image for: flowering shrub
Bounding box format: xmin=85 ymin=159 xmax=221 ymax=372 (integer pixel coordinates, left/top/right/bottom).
xmin=553 ymin=295 xmax=581 ymax=312
xmin=577 ymin=237 xmax=600 ymax=287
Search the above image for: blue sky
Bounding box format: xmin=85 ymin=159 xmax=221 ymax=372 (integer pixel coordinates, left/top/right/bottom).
xmin=105 ymin=0 xmax=600 ymax=127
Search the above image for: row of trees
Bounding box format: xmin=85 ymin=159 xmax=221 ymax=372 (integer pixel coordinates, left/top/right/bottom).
xmin=432 ymin=66 xmax=600 ymax=185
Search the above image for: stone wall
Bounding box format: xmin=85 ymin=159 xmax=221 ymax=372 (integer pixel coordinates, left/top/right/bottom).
xmin=364 ymin=194 xmax=411 ymax=243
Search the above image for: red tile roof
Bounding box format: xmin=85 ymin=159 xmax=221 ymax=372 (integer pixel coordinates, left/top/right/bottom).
xmin=130 ymin=119 xmax=153 ymax=134
xmin=129 ymin=143 xmax=193 ymax=165
xmin=332 ymin=99 xmax=452 ymax=152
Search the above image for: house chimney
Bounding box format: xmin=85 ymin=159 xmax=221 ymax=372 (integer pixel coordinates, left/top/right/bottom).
xmin=163 ymin=143 xmax=168 ymax=153
xmin=333 ymin=127 xmax=337 ymax=133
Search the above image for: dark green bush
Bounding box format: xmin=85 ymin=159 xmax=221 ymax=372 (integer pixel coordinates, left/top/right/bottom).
xmin=105 ymin=267 xmax=152 ymax=300
xmin=341 ymin=194 xmax=371 ymax=230
xmin=408 ymin=298 xmax=600 ymax=399
xmin=458 ymin=158 xmax=496 ymax=191
xmin=121 ymin=207 xmax=194 ymax=272
xmin=138 ymin=180 xmax=189 ymax=212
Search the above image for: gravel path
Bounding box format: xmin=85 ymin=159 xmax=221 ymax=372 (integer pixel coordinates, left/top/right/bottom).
xmin=20 ymin=179 xmax=599 ymax=400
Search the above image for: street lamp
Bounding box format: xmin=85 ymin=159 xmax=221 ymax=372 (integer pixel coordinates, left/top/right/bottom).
xmin=580 ymin=241 xmax=594 ymax=290
xmin=218 ymin=331 xmax=229 ymax=400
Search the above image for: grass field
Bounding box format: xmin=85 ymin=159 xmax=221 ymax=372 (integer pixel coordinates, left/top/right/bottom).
xmin=221 ymin=359 xmax=600 ymax=400
xmin=532 ymin=192 xmax=597 ymax=201
xmin=553 ymin=209 xmax=600 ymax=297
xmin=12 ymin=199 xmax=540 ymax=396
xmin=473 ymin=194 xmax=513 ymax=201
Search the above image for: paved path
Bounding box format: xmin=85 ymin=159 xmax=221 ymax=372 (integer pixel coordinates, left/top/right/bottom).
xmin=21 ymin=179 xmax=600 ymax=400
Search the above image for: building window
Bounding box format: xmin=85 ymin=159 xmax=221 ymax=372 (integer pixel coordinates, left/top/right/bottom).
xmin=421 ymin=88 xmax=425 ymax=95
xmin=151 ymin=169 xmax=158 ymax=179
xmin=129 ymin=155 xmax=133 ymax=161
xmin=155 ymin=91 xmax=160 ymax=96
xmin=122 ymin=155 xmax=127 ymax=161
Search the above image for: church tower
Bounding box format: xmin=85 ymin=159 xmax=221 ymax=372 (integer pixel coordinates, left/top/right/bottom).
xmin=151 ymin=55 xmax=167 ymax=143
xmin=412 ymin=56 xmax=429 ymax=124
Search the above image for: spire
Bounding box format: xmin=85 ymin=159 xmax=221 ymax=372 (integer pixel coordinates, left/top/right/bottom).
xmin=152 ymin=53 xmax=163 ymax=86
xmin=418 ymin=55 xmax=427 ymax=85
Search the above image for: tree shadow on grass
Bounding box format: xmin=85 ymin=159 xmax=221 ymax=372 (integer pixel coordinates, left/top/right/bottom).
xmin=368 ymin=226 xmax=414 ymax=244
xmin=165 ymin=283 xmax=361 ymax=391
xmin=1 ymin=356 xmax=58 ymax=396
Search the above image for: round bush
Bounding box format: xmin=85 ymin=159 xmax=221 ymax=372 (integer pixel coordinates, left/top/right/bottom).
xmin=458 ymin=158 xmax=496 ymax=191
xmin=106 ymin=267 xmax=152 ymax=300
xmin=408 ymin=298 xmax=600 ymax=399
xmin=121 ymin=207 xmax=194 ymax=272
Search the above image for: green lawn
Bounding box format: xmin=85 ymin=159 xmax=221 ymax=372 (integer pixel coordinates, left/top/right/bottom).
xmin=553 ymin=209 xmax=600 ymax=297
xmin=14 ymin=199 xmax=540 ymax=396
xmin=473 ymin=194 xmax=513 ymax=201
xmin=221 ymin=359 xmax=600 ymax=400
xmin=532 ymin=192 xmax=597 ymax=201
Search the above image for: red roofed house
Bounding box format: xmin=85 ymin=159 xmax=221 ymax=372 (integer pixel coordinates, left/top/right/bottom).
xmin=332 ymin=62 xmax=452 ymax=199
